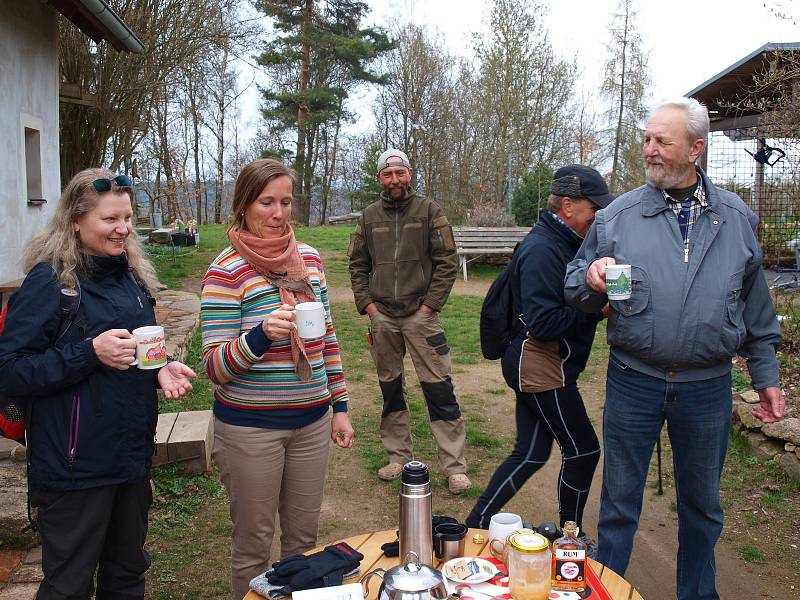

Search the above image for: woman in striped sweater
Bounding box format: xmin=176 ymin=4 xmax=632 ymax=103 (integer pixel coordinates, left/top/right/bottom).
xmin=200 ymin=159 xmax=354 ymax=600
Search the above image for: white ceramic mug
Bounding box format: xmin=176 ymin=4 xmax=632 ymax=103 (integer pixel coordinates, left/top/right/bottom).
xmin=606 ymin=264 xmax=632 ymax=300
xmin=131 ymin=325 xmax=167 ymax=369
xmin=488 ymin=512 xmax=524 ymax=547
xmin=295 ymin=302 xmax=326 ymax=339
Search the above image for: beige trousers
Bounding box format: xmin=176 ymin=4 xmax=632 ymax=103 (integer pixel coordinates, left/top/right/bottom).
xmin=213 ymin=412 xmax=331 ymax=600
xmin=369 ymin=309 xmax=467 ymax=475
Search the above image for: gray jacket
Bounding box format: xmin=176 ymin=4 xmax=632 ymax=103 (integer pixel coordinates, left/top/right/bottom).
xmin=565 ymin=168 xmax=781 ymax=389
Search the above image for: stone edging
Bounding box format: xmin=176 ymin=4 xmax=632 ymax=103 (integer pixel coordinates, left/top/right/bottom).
xmin=732 ymin=391 xmax=800 ymax=480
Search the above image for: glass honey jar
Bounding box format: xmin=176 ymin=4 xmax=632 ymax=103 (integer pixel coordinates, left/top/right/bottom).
xmin=506 ymin=532 xmax=552 ymax=600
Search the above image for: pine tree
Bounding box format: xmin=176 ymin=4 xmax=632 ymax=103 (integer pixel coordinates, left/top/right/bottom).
xmin=512 ymin=163 xmax=553 ymax=227
xmin=348 ymin=140 xmax=382 ymax=212
xmin=254 ymin=0 xmax=393 ymax=224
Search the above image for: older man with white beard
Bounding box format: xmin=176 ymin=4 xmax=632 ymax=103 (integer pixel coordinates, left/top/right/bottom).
xmin=565 ymin=97 xmax=785 ymax=600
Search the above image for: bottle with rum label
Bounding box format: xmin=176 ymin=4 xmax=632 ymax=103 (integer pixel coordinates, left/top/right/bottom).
xmin=551 ymin=521 xmax=586 ymax=593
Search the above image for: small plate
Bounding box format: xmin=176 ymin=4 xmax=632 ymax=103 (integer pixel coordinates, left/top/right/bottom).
xmin=442 ymin=557 xmax=498 ymax=584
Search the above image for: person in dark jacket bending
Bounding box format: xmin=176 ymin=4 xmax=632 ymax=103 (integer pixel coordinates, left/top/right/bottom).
xmin=465 ymin=166 xmax=612 ymax=544
xmin=0 ymin=168 xmax=195 ymax=600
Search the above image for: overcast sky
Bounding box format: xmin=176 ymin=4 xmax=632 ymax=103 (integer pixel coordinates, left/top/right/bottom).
xmin=238 ymin=0 xmax=800 ymax=139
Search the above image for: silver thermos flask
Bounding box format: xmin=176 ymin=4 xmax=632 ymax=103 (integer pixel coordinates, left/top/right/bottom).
xmin=399 ymin=460 xmax=433 ymax=565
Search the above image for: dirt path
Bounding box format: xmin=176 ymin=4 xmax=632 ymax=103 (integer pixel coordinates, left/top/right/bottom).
xmin=319 ymin=277 xmax=790 ymax=600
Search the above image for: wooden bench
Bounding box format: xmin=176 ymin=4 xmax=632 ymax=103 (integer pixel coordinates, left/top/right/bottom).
xmin=153 ymin=410 xmax=214 ymax=473
xmin=453 ymin=227 xmax=530 ymax=280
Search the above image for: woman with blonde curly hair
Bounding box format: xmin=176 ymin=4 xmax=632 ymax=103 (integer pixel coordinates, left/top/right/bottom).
xmin=0 ymin=168 xmax=196 ymax=599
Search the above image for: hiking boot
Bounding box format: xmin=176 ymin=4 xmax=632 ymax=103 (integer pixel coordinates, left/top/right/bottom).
xmin=377 ymin=462 xmax=404 ymax=481
xmin=448 ymin=473 xmax=472 ymax=494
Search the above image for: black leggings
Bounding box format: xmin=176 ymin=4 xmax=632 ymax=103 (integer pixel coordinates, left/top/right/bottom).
xmin=465 ymin=383 xmax=600 ymax=531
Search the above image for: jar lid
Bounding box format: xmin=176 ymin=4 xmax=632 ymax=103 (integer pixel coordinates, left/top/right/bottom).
xmin=509 ymin=532 xmax=549 ymax=553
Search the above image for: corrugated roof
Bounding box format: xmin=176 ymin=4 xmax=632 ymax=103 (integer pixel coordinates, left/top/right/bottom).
xmin=686 ymin=43 xmax=800 ymax=119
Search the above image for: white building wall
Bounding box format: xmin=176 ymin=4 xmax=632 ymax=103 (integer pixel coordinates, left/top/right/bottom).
xmin=0 ymin=0 xmax=60 ymax=283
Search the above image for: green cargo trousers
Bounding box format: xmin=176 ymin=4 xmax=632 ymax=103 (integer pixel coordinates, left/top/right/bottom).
xmin=368 ymin=309 xmax=467 ymax=476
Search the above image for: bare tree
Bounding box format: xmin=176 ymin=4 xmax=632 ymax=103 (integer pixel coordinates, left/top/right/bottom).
xmin=471 ymin=0 xmax=577 ymax=206
xmin=602 ymin=0 xmax=649 ymax=193
xmin=58 ymin=0 xmax=227 ymax=181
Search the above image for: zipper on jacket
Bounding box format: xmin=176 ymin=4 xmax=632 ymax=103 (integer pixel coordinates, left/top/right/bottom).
xmin=67 ymin=394 xmax=80 ymax=470
xmin=394 ymin=210 xmax=399 ymax=302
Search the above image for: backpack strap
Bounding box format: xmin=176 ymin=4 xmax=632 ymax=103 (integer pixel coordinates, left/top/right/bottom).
xmin=128 ymin=269 xmax=156 ymax=306
xmin=508 ymin=242 xmax=528 ymax=336
xmin=51 ymin=282 xmax=102 ymax=417
xmin=53 ymin=284 xmax=81 ymax=345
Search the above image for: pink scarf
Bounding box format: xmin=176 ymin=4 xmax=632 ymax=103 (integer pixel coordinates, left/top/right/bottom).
xmin=228 ymin=225 xmax=316 ymax=380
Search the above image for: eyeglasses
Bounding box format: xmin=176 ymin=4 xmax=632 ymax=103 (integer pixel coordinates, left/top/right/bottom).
xmin=91 ymin=175 xmax=133 ymax=193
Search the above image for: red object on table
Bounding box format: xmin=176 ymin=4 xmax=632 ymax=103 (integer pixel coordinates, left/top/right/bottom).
xmin=584 ymin=562 xmax=614 ymax=600
xmin=453 ymin=556 xmax=613 ymax=600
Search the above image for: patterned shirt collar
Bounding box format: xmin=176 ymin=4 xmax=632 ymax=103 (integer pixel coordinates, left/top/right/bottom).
xmin=662 ymin=175 xmax=707 ymax=208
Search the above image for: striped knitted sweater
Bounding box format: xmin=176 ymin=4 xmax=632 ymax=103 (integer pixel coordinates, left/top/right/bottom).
xmin=201 ymin=244 xmax=348 ymax=429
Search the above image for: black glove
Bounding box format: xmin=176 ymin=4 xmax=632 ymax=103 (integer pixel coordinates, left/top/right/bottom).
xmin=267 ymin=543 xmax=364 ymax=595
xmin=268 ymin=554 xmax=309 ymax=584
xmin=381 ymin=540 xmax=399 ymax=557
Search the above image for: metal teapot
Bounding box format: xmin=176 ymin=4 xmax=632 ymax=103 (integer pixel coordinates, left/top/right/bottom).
xmin=360 ymin=551 xmax=454 ymax=600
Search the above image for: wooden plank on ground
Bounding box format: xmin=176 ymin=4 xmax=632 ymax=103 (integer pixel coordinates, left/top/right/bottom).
xmin=169 ymin=410 xmax=213 ymax=473
xmin=152 ymin=412 xmax=179 ymax=467
xmin=152 ymin=410 xmax=213 ymax=473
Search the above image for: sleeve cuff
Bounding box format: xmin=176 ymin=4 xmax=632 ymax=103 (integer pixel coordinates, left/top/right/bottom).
xmin=83 ymin=338 xmax=102 ymax=368
xmin=355 ymin=297 xmax=373 ymax=315
xmin=244 ymin=324 xmax=272 ymax=356
xmin=422 ymin=298 xmax=443 ymax=312
xmin=332 ymin=401 xmax=348 ymax=413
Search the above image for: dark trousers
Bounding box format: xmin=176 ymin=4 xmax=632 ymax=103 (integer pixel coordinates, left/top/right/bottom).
xmin=465 ymin=384 xmax=600 ymax=530
xmin=32 ymin=480 xmax=152 ymax=600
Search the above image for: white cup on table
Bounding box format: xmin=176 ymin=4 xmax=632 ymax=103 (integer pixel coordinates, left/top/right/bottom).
xmin=488 ymin=512 xmax=524 ymax=546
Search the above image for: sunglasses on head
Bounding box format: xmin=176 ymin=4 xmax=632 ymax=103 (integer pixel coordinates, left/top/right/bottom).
xmin=92 ymin=175 xmax=133 ymax=193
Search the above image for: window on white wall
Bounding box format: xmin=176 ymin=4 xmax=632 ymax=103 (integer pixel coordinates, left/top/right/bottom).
xmin=24 ymin=126 xmax=45 ymax=205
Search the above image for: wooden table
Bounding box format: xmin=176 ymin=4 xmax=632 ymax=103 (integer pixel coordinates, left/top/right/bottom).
xmin=244 ymin=528 xmax=643 ymax=599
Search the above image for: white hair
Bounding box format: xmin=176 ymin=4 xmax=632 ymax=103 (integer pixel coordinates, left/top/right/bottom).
xmin=650 ymin=97 xmax=710 ymax=142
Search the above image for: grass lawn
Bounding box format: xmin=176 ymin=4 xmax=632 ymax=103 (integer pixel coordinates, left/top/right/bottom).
xmin=145 ymin=222 xmax=800 ymax=598
xmin=145 ymin=223 xmax=503 ymax=597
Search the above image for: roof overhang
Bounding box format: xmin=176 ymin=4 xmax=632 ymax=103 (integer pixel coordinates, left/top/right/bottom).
xmin=47 ymin=0 xmax=144 ymax=54
xmin=686 ymin=42 xmax=800 ymax=132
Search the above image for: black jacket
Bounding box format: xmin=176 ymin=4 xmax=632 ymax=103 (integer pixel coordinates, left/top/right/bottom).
xmin=502 ymin=211 xmax=603 ymax=392
xmin=0 ymin=255 xmax=158 ymax=491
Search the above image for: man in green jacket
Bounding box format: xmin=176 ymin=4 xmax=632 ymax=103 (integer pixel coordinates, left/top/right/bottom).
xmin=348 ymin=148 xmax=471 ymax=494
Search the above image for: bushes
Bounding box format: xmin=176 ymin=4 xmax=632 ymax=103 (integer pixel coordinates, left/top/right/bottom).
xmin=466 ymin=201 xmax=517 ymax=226
xmin=512 ymin=163 xmax=553 ymax=226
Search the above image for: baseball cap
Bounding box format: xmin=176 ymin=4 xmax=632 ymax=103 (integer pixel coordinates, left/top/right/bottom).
xmin=550 ymin=165 xmax=614 ymax=208
xmin=377 ymin=149 xmax=411 ymax=174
